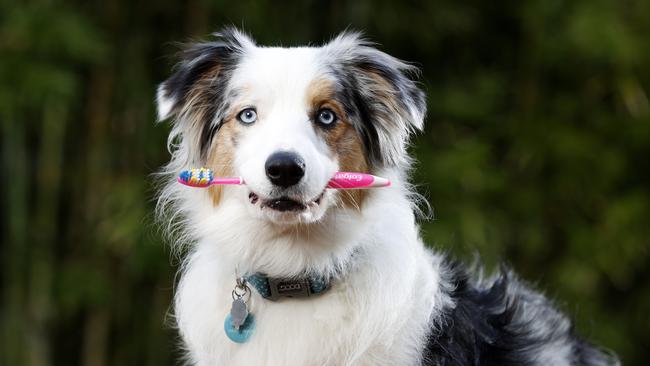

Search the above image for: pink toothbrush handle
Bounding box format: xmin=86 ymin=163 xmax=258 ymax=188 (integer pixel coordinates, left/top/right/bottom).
xmin=211 ymin=177 xmax=245 ymax=185
xmin=327 ymin=172 xmax=391 ymax=189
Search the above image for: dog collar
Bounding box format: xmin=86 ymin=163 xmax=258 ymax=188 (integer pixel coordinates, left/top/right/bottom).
xmin=245 ymin=273 xmax=331 ymax=301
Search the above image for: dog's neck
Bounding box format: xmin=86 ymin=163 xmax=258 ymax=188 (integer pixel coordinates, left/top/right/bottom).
xmin=220 ymin=210 xmax=365 ymax=279
xmin=188 ymin=180 xmax=409 ymax=280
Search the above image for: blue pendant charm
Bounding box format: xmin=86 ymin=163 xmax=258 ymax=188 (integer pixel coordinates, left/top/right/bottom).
xmin=225 ymin=277 xmax=255 ymax=343
xmin=224 ymin=313 xmax=255 ymax=343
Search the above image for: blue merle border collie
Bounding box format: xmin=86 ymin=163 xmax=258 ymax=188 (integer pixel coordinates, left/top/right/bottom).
xmin=155 ymin=27 xmax=619 ymax=365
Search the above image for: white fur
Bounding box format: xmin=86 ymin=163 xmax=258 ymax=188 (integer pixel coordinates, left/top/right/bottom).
xmin=232 ymin=46 xmax=338 ymax=225
xmin=175 ymin=187 xmax=449 ymax=365
xmin=156 ymin=84 xmax=175 ymax=121
xmin=158 ymin=35 xmax=450 ymax=366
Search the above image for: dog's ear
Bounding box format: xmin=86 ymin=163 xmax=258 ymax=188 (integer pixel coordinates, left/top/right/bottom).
xmin=156 ymin=27 xmax=254 ymax=121
xmin=324 ymin=32 xmax=427 ymax=168
xmin=156 ymin=28 xmax=254 ymax=163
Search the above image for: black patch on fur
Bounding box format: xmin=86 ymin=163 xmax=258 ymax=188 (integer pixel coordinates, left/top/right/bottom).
xmin=159 ymin=27 xmax=245 ymax=158
xmin=354 ymin=55 xmax=427 ymax=128
xmin=329 ymin=53 xmax=426 ymax=169
xmin=421 ymin=260 xmax=619 ymax=366
xmin=332 ymin=68 xmax=382 ymax=167
xmin=572 ymin=338 xmax=619 ymax=366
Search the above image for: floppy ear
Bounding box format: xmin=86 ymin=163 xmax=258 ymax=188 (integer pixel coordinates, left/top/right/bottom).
xmin=156 ymin=27 xmax=254 ymax=121
xmin=324 ymin=32 xmax=427 ymax=168
xmin=156 ymin=28 xmax=254 ymax=162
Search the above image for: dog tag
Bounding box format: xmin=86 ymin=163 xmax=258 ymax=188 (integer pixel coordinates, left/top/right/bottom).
xmin=230 ymin=297 xmax=248 ymax=330
xmin=224 ymin=279 xmax=256 ymax=343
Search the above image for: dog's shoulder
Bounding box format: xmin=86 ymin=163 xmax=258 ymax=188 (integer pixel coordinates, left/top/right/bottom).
xmin=421 ymin=259 xmax=619 ymax=366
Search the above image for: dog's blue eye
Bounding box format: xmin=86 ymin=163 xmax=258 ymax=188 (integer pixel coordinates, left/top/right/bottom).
xmin=316 ymin=108 xmax=337 ymax=127
xmin=237 ymin=108 xmax=257 ymax=124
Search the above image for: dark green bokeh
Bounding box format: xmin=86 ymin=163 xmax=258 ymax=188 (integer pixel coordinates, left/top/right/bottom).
xmin=1 ymin=0 xmax=648 ymax=365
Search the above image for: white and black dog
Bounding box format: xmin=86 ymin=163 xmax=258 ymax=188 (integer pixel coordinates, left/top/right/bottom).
xmin=156 ymin=28 xmax=619 ymax=366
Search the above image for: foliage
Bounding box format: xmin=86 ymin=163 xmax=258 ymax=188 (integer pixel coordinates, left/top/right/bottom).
xmin=1 ymin=0 xmax=648 ymax=365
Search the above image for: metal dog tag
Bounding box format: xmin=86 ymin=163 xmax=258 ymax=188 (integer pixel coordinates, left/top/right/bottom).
xmin=224 ymin=276 xmax=256 ymax=343
xmin=230 ymin=297 xmax=248 ymax=330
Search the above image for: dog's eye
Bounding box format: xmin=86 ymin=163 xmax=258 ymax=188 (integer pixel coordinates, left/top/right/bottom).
xmin=237 ymin=108 xmax=257 ymax=125
xmin=316 ymin=108 xmax=337 ymax=127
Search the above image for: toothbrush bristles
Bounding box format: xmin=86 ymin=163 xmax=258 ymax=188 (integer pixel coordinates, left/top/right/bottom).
xmin=179 ymin=168 xmax=214 ymax=187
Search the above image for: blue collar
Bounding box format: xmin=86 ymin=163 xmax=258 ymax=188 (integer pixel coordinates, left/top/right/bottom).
xmin=245 ymin=273 xmax=331 ymax=301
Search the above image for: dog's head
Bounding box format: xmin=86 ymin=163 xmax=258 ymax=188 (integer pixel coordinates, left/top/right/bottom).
xmin=157 ymin=28 xmax=426 ymax=226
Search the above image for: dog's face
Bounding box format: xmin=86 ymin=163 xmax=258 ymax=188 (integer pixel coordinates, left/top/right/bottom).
xmin=157 ymin=29 xmax=426 ymax=225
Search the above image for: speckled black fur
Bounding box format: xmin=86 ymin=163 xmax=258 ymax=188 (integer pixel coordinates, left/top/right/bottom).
xmin=328 ymin=46 xmax=426 ymax=169
xmin=159 ymin=28 xmax=244 ymax=158
xmin=421 ymin=260 xmax=619 ymax=366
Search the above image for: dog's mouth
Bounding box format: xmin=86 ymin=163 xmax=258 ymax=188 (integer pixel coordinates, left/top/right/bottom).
xmin=248 ymin=191 xmax=325 ymax=212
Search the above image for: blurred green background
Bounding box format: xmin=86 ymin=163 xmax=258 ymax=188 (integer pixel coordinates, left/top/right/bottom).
xmin=1 ymin=0 xmax=649 ymax=365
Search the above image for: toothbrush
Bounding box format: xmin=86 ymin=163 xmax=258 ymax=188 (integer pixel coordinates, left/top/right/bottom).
xmin=178 ymin=168 xmax=391 ymax=189
xmin=326 ymin=172 xmax=391 ymax=189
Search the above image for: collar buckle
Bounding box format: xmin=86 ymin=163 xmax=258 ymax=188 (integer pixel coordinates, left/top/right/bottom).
xmin=267 ymin=278 xmax=312 ymax=300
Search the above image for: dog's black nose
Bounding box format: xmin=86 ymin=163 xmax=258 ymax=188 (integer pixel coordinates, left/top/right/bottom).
xmin=265 ymin=151 xmax=305 ymax=188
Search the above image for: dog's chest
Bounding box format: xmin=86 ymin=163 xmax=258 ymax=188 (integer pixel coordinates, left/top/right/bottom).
xmin=224 ymin=293 xmax=352 ymax=365
xmin=177 ymin=258 xmax=430 ymax=366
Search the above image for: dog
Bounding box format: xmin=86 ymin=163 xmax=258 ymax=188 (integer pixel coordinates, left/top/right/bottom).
xmin=155 ymin=28 xmax=619 ymax=366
